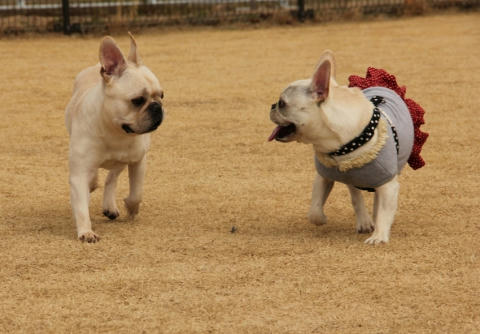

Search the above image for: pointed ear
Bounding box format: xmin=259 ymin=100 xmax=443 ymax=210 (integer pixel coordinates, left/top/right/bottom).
xmin=99 ymin=36 xmax=127 ymax=81
xmin=310 ymin=50 xmax=336 ymax=102
xmin=127 ymin=32 xmax=142 ymax=65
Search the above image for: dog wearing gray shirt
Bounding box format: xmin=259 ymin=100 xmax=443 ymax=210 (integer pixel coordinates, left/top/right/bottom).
xmin=269 ymin=50 xmax=428 ymax=244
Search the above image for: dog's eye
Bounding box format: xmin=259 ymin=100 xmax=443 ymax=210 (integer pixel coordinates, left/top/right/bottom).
xmin=160 ymin=91 xmax=164 ymax=99
xmin=131 ymin=97 xmax=146 ymax=107
xmin=278 ymin=99 xmax=286 ymax=108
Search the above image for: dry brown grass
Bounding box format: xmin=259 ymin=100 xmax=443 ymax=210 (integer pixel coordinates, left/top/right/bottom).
xmin=1 ymin=13 xmax=479 ymax=333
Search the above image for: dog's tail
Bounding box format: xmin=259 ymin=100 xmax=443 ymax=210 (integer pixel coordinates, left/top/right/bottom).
xmin=348 ymin=67 xmax=429 ymax=170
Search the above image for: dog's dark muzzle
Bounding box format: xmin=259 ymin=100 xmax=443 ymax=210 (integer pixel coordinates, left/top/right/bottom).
xmin=147 ymin=102 xmax=164 ymax=132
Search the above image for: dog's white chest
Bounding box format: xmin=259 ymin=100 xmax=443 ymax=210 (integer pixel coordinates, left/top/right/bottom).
xmin=100 ymin=137 xmax=150 ymax=169
xmin=100 ymin=151 xmax=145 ymax=169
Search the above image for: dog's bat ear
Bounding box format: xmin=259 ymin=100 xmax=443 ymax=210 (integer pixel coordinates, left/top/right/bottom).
xmin=322 ymin=49 xmax=336 ymax=79
xmin=99 ymin=36 xmax=127 ymax=81
xmin=311 ymin=50 xmax=335 ymax=102
xmin=127 ymin=32 xmax=142 ymax=65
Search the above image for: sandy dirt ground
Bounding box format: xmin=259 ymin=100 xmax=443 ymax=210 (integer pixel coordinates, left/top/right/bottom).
xmin=1 ymin=13 xmax=479 ymax=333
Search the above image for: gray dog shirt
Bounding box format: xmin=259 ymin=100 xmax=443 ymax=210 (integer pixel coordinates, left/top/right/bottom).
xmin=315 ymin=87 xmax=414 ymax=189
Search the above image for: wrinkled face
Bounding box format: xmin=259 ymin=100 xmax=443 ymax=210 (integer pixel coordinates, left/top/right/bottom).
xmin=269 ymin=79 xmax=330 ymax=144
xmin=103 ymin=65 xmax=164 ymax=135
xmin=269 ymin=51 xmax=375 ymax=153
xmin=269 ymin=51 xmax=341 ymax=148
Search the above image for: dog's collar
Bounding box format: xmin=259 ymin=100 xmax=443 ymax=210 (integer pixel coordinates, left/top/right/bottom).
xmin=329 ymin=97 xmax=384 ymax=157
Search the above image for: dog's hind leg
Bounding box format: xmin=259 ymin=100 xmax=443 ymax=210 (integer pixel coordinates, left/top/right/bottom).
xmin=347 ymin=185 xmax=374 ymax=234
xmin=89 ymin=171 xmax=98 ymax=193
xmin=124 ymin=156 xmax=146 ymax=218
xmin=103 ymin=165 xmax=126 ymax=220
xmin=365 ymin=176 xmax=399 ymax=244
xmin=308 ymin=174 xmax=334 ymax=225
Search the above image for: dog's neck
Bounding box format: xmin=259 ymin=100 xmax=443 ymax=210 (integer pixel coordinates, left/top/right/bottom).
xmin=78 ymin=83 xmax=134 ymax=140
xmin=329 ymin=104 xmax=382 ymax=157
xmin=314 ymin=118 xmax=388 ymax=172
xmin=312 ymin=97 xmax=388 ymax=172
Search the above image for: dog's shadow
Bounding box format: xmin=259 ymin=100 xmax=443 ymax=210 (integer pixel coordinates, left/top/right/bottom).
xmin=30 ymin=203 xmax=134 ymax=241
xmin=31 ymin=203 xmax=359 ymax=243
xmin=235 ymin=213 xmax=359 ymax=242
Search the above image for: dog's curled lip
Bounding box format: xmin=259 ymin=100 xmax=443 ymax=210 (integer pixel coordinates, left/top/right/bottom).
xmin=146 ymin=119 xmax=162 ymax=133
xmin=122 ymin=124 xmax=135 ymax=134
xmin=268 ymin=122 xmax=297 ymax=142
xmin=122 ymin=119 xmax=163 ymax=135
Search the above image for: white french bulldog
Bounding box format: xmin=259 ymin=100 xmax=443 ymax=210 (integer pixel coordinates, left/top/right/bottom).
xmin=269 ymin=50 xmax=417 ymax=244
xmin=65 ymin=33 xmax=164 ymax=242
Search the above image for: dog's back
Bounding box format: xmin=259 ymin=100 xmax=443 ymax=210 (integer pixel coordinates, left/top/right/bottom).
xmin=65 ymin=64 xmax=102 ymax=135
xmin=72 ymin=64 xmax=102 ymax=94
xmin=363 ymin=86 xmax=414 ymax=172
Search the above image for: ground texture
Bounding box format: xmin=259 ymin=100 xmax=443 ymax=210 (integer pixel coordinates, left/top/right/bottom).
xmin=1 ymin=13 xmax=479 ymax=333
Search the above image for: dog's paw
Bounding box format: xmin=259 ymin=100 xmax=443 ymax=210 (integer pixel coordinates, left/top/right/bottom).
xmin=356 ymin=216 xmax=375 ymax=234
xmin=78 ymin=231 xmax=100 ymax=243
xmin=308 ymin=210 xmax=327 ymax=226
xmin=103 ymin=209 xmax=119 ymax=220
xmin=364 ymin=232 xmax=388 ymax=245
xmin=124 ymin=198 xmax=140 ymax=218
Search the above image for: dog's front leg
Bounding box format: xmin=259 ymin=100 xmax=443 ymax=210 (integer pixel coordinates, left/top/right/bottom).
xmin=103 ymin=165 xmax=126 ymax=220
xmin=365 ymin=176 xmax=399 ymax=244
xmin=308 ymin=174 xmax=334 ymax=225
xmin=347 ymin=185 xmax=374 ymax=234
xmin=124 ymin=155 xmax=146 ymax=218
xmin=69 ymin=167 xmax=99 ymax=242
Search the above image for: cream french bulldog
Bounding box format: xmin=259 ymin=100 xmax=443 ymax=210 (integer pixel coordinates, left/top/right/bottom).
xmin=65 ymin=33 xmax=164 ymax=242
xmin=269 ymin=50 xmax=420 ymax=244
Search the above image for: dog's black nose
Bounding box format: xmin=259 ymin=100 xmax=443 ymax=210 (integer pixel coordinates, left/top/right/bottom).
xmin=147 ymin=102 xmax=163 ymax=126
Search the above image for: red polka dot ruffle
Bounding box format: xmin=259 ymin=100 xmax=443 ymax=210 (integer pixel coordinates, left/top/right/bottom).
xmin=348 ymin=67 xmax=428 ymax=170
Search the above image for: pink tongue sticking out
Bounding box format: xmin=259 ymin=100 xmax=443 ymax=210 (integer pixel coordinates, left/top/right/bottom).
xmin=268 ymin=126 xmax=282 ymax=142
